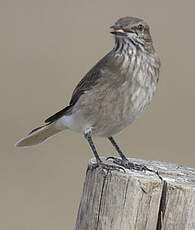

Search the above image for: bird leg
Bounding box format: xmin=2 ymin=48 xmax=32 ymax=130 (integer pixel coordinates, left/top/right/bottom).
xmin=84 ymin=130 xmax=124 ymax=172
xmin=107 ymin=136 xmax=156 ymax=173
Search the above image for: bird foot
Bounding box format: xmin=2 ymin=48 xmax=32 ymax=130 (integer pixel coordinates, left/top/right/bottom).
xmin=93 ymin=160 xmax=125 ymax=173
xmin=107 ymin=157 xmax=162 ymax=179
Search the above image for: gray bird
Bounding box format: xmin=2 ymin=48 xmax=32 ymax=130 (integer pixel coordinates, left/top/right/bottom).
xmin=16 ymin=16 xmax=160 ymax=171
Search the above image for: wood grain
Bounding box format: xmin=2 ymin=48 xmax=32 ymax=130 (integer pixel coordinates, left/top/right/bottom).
xmin=75 ymin=158 xmax=195 ymax=230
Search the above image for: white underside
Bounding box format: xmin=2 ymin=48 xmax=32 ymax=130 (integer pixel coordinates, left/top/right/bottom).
xmin=54 ymin=112 xmax=91 ymax=134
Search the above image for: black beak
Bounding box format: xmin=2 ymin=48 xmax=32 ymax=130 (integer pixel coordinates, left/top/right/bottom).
xmin=110 ymin=24 xmax=122 ymax=30
xmin=110 ymin=24 xmax=127 ymax=36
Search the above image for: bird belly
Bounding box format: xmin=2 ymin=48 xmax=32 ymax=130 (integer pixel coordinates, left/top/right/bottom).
xmin=56 ymin=75 xmax=157 ymax=137
xmin=92 ymin=78 xmax=157 ymax=137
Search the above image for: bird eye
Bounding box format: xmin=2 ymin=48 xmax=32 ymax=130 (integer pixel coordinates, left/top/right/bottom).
xmin=137 ymin=24 xmax=144 ymax=31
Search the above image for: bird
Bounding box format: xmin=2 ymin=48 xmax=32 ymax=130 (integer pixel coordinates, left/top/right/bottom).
xmin=16 ymin=16 xmax=160 ymax=171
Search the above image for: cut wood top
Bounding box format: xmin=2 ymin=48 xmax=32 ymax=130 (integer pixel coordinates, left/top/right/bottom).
xmin=90 ymin=157 xmax=195 ymax=188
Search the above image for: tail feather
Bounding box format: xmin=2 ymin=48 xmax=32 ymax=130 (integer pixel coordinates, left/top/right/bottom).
xmin=15 ymin=123 xmax=61 ymax=147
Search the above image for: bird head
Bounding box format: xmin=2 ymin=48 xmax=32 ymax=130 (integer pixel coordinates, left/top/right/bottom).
xmin=110 ymin=17 xmax=153 ymax=47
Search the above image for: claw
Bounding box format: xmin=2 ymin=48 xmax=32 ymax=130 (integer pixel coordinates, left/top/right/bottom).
xmin=106 ymin=156 xmax=117 ymax=161
xmin=106 ymin=157 xmax=162 ymax=180
xmin=93 ymin=161 xmax=125 ymax=173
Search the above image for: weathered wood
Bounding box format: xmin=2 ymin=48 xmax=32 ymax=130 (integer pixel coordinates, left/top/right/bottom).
xmin=75 ymin=158 xmax=195 ymax=230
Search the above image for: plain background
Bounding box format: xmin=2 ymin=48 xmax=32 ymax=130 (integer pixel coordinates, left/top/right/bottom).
xmin=1 ymin=0 xmax=195 ymax=229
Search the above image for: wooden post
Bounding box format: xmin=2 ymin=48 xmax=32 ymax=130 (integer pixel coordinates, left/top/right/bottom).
xmin=75 ymin=158 xmax=195 ymax=230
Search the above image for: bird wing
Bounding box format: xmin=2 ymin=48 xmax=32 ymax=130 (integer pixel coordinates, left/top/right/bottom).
xmin=44 ymin=105 xmax=73 ymax=123
xmin=45 ymin=52 xmax=111 ymax=123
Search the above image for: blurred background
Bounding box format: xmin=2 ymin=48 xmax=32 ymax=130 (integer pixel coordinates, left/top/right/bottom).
xmin=1 ymin=0 xmax=195 ymax=229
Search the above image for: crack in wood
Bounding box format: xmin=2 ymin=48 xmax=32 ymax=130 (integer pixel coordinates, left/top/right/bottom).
xmin=96 ymin=170 xmax=109 ymax=230
xmin=156 ymin=180 xmax=167 ymax=230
